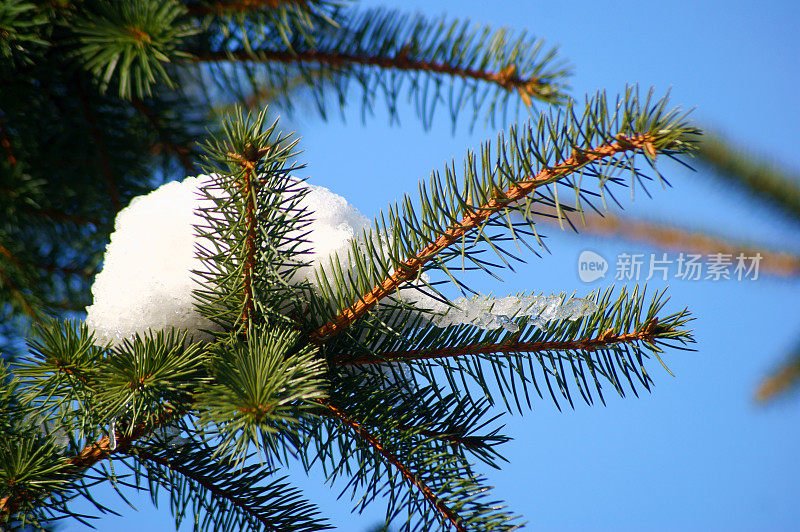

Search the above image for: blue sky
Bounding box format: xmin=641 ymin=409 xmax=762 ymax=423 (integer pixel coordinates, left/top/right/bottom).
xmin=66 ymin=1 xmax=800 ymax=530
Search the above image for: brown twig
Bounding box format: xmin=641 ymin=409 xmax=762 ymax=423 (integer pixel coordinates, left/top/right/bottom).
xmin=131 ymin=98 xmax=195 ymax=173
xmin=0 ymin=410 xmax=178 ymax=520
xmin=185 ymin=0 xmax=308 ymax=16
xmin=310 ymin=135 xmax=656 ymax=342
xmin=192 ymin=49 xmax=549 ymax=102
xmin=756 ymin=351 xmax=800 ymax=402
xmin=320 ymin=400 xmax=467 ymax=532
xmin=228 ymin=152 xmax=259 ymax=330
xmin=339 ymin=320 xmax=660 ymax=366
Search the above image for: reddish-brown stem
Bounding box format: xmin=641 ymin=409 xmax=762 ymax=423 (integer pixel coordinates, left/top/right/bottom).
xmin=0 ymin=409 xmax=178 ymax=520
xmin=0 ymin=114 xmax=17 ymax=167
xmin=320 ymin=400 xmax=467 ymax=532
xmin=192 ymin=49 xmax=548 ymax=100
xmin=338 ymin=320 xmax=660 ymax=366
xmin=76 ymin=80 xmax=121 ymax=211
xmin=756 ymin=353 xmax=800 ymax=402
xmin=229 ymin=153 xmax=258 ymax=330
xmin=310 ymin=135 xmax=655 ymax=342
xmin=131 ymin=98 xmax=195 ymax=173
xmin=185 ymin=0 xmax=307 ymax=16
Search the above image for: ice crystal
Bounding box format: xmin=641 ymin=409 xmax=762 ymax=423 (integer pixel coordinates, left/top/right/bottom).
xmin=414 ymin=293 xmax=598 ymax=332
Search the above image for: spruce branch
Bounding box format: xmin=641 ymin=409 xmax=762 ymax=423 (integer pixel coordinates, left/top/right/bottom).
xmin=3 ymin=323 xmax=323 ymax=523
xmin=310 ymin=89 xmax=698 ymax=342
xmin=310 ymin=380 xmax=508 ymax=469
xmin=0 ymin=406 xmax=180 ymax=523
xmin=2 ymin=325 xmax=206 ymax=522
xmin=195 ymin=327 xmax=327 ymax=461
xmin=129 ymin=439 xmax=331 ymax=532
xmin=1 ymin=21 xmax=200 ymax=352
xmin=194 ymin=47 xmax=553 ymax=105
xmin=343 ymin=286 xmax=693 ymax=412
xmin=342 ymin=318 xmax=662 ymax=365
xmin=92 ymin=332 xmax=209 ymax=430
xmin=185 ymin=0 xmax=313 ymax=17
xmin=185 ymin=0 xmax=343 ymax=58
xmin=17 ymin=319 xmax=102 ymax=397
xmin=193 ymin=106 xmax=305 ymax=333
xmin=306 ymin=379 xmax=519 ymax=530
xmin=0 ymin=0 xmax=49 ymax=66
xmin=0 ymin=1 xmax=728 ymax=527
xmin=72 ymin=0 xmax=199 ymax=99
xmin=696 ymin=132 xmax=800 ymax=220
xmin=191 ymin=8 xmax=568 ymax=127
xmin=321 ymin=400 xmax=469 ymax=532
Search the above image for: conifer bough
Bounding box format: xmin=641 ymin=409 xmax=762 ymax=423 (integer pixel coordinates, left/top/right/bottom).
xmin=0 ymin=1 xmax=699 ymax=530
xmin=2 ymin=93 xmax=697 ymax=530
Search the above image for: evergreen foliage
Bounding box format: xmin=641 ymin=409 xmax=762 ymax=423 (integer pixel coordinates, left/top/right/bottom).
xmin=0 ymin=1 xmax=717 ymax=530
xmin=691 ymin=134 xmax=800 ymax=401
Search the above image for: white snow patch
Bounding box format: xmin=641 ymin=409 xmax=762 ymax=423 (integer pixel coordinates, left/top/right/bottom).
xmin=283 ymin=184 xmax=372 ymax=287
xmin=85 ymin=176 xmax=374 ymax=345
xmin=85 ymin=175 xmax=220 ymax=345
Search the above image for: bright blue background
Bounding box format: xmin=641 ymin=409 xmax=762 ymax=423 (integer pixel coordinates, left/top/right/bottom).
xmin=66 ymin=1 xmax=800 ymax=530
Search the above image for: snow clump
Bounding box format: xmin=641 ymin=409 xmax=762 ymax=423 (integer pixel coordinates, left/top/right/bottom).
xmin=85 ymin=175 xmax=374 ymax=345
xmin=85 ymin=175 xmax=218 ymax=345
xmin=282 ymin=182 xmax=372 ymax=287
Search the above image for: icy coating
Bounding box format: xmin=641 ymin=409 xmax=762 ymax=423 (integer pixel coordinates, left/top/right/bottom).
xmin=85 ymin=175 xmax=596 ymax=344
xmin=414 ymin=294 xmax=598 ymax=333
